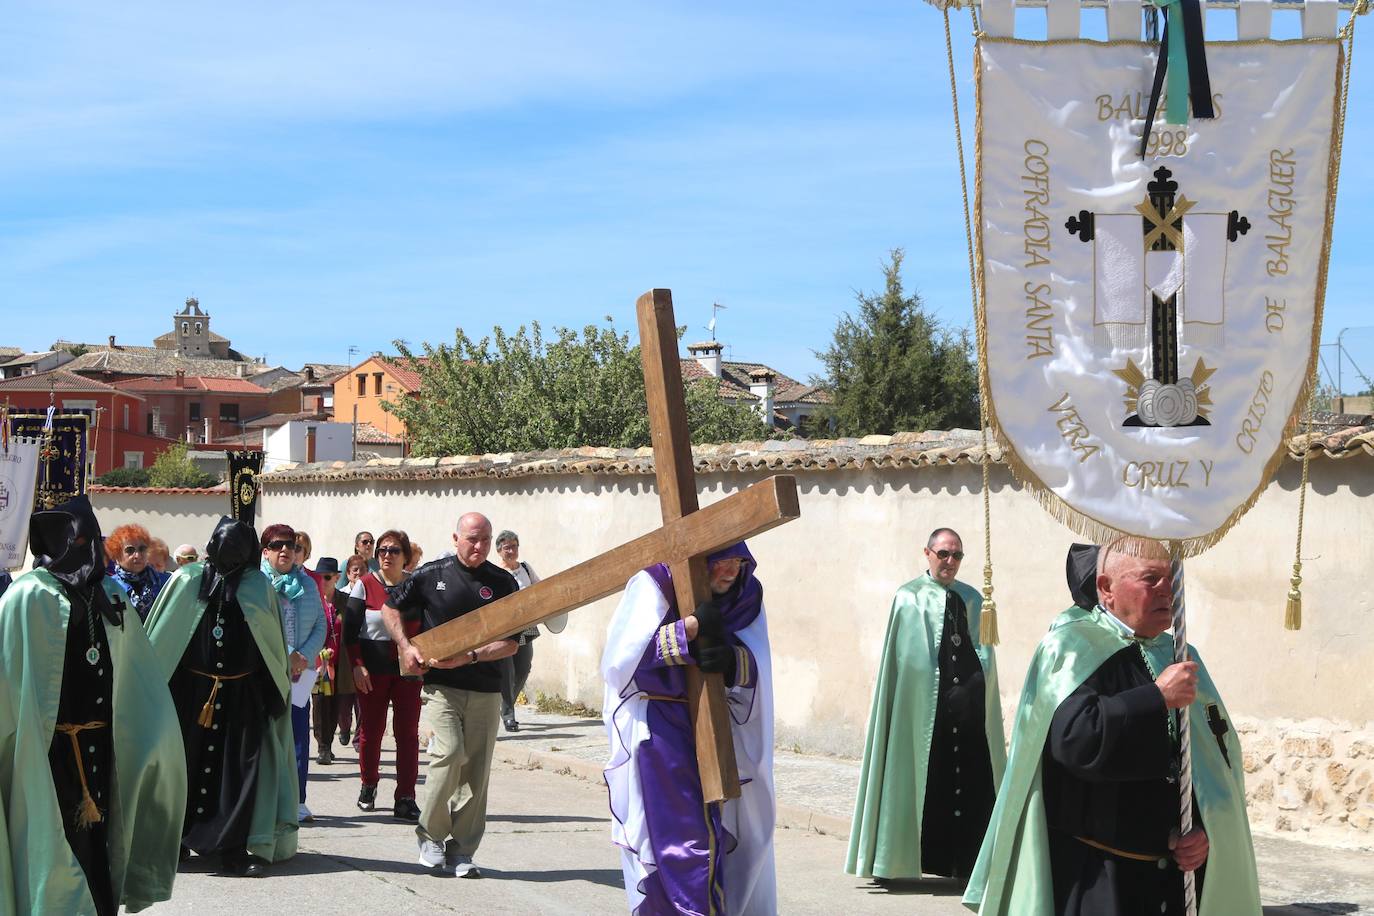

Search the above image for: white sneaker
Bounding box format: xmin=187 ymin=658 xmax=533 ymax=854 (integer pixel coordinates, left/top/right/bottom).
xmin=297 ymin=804 xmax=314 ymax=823
xmin=453 ymin=854 xmax=481 ymax=878
xmin=417 ymin=837 xmax=445 ymax=869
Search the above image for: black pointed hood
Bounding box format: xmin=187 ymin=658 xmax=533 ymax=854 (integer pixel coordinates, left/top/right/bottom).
xmin=1066 ymin=543 xmax=1100 ymax=611
xmin=199 ymin=516 xmax=258 ymax=603
xmin=30 ymin=495 xmax=105 ymax=592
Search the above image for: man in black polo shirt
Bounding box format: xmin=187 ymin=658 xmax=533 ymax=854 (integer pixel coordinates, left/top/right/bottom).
xmin=383 ymin=512 xmax=519 ymax=878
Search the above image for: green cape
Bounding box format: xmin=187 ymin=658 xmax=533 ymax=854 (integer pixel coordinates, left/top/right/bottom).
xmin=962 ymin=606 xmax=1260 ymax=915
xmin=846 ymin=573 xmax=1007 ymax=878
xmin=143 ymin=563 xmax=299 ymax=864
xmin=0 ymin=569 xmax=187 ymax=913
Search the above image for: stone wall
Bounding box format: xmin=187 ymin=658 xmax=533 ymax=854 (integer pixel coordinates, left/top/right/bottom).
xmin=227 ymin=434 xmax=1374 ymax=849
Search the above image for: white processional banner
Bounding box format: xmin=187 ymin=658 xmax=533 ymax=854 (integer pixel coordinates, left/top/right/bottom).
xmin=0 ymin=439 xmax=41 ymax=571
xmin=977 ymin=36 xmax=1343 ymax=551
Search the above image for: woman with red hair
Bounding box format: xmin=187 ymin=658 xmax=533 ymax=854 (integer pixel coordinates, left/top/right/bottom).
xmin=106 ymin=523 xmax=171 ymax=622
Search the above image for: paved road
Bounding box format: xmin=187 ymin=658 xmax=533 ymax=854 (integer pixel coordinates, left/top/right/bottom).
xmin=143 ymin=714 xmax=1373 ymax=915
xmin=144 ymin=741 xmax=961 ymax=915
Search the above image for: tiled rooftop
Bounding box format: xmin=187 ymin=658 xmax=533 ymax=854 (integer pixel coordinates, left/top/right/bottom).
xmin=114 ymin=375 xmax=271 ymax=394
xmin=679 ymin=359 xmax=830 ymax=406
xmin=65 ymin=349 xmax=262 ymax=379
xmin=0 ymin=368 xmax=145 ymax=396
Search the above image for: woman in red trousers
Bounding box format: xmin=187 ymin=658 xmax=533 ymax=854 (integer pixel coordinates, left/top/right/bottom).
xmin=343 ymin=529 xmax=422 ymax=821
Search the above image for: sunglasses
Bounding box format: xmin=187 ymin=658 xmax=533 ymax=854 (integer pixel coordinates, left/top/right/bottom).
xmin=376 ymin=545 xmax=404 ymax=556
xmin=265 ymin=539 xmax=295 ymax=551
xmin=124 ymin=544 xmax=148 ymax=556
xmin=933 ymin=549 xmax=965 ymax=561
xmin=175 ymin=554 xmax=197 ymax=562
xmin=358 ymin=538 xmax=374 ymax=545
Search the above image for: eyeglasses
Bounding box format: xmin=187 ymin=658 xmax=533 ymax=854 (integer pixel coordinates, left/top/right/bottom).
xmin=265 ymin=539 xmax=294 ymax=551
xmin=175 ymin=554 xmax=197 ymax=562
xmin=933 ymin=549 xmax=965 ymax=561
xmin=124 ymin=544 xmax=148 ymax=556
xmin=376 ymin=545 xmax=404 ymax=556
xmin=498 ymin=543 xmax=519 ymax=551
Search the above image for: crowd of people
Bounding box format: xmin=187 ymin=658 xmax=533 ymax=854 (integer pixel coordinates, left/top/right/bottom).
xmin=0 ymin=499 xmax=563 ymax=914
xmin=0 ymin=497 xmax=1260 ymax=915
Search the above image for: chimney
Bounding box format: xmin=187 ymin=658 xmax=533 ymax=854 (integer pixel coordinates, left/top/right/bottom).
xmin=304 ymin=366 xmax=316 ymax=382
xmin=236 ymin=363 xmax=245 ymax=378
xmin=203 ymin=417 xmax=211 ymax=444
xmin=185 ymin=427 xmax=194 ymax=444
xmin=107 ymin=335 xmax=116 ymax=349
xmin=175 ymin=369 xmax=186 ymax=387
xmin=686 ymin=340 xmax=724 ymax=379
xmin=151 ymin=406 xmax=162 ymax=437
xmin=305 ymin=426 xmax=317 ymax=463
xmin=748 ymin=368 xmax=776 ymax=428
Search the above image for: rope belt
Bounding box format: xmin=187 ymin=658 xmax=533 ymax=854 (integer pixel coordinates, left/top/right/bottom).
xmin=189 ymin=668 xmax=252 ymax=728
xmin=1074 ymin=835 xmax=1167 ymax=864
xmin=54 ymin=721 xmax=107 ymax=829
xmin=641 ymin=694 xmax=687 ymax=704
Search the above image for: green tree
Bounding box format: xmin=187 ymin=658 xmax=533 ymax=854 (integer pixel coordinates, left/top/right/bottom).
xmin=147 ymin=442 xmax=219 ymax=488
xmin=814 ymin=249 xmax=979 ymax=435
xmin=95 ymin=466 xmax=151 ymax=488
xmin=383 ymin=320 xmax=774 ymax=456
xmin=63 ymin=344 xmax=90 ymax=357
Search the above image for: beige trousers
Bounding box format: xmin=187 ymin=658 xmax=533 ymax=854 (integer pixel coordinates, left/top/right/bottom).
xmin=417 ymin=684 xmax=502 ymax=854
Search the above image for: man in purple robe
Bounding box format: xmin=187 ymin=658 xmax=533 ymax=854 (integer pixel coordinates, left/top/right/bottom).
xmin=602 ymin=542 xmax=776 ymax=916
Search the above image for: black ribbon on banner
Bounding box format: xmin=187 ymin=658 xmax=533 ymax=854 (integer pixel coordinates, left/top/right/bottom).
xmin=228 ymin=450 xmax=264 ymax=528
xmin=6 ymin=413 xmax=89 ymax=509
xmin=1140 ymin=0 xmax=1215 ymax=159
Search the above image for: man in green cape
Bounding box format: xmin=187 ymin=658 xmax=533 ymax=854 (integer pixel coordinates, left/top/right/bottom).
xmin=847 ymin=527 xmax=1006 ymax=883
xmin=0 ymin=495 xmax=186 ymax=914
xmin=963 ymin=536 xmax=1260 ymax=915
xmin=144 ymin=516 xmax=298 ymax=877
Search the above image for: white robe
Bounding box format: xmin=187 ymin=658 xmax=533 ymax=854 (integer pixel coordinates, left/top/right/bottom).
xmin=601 ymin=571 xmax=777 ymax=915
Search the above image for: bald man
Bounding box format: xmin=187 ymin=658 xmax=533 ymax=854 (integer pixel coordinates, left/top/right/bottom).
xmin=964 ymin=537 xmax=1260 ymax=916
xmin=383 ymin=513 xmax=519 ymax=878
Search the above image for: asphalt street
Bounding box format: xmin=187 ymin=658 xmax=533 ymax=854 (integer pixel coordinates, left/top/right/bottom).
xmin=141 ymin=714 xmax=1374 ymax=915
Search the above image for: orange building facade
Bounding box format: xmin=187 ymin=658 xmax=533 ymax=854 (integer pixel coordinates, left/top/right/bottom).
xmin=331 ymin=356 xmax=419 ymax=444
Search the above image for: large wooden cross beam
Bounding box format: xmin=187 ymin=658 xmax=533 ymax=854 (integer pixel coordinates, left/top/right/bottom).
xmin=410 ymin=288 xmax=801 ymax=803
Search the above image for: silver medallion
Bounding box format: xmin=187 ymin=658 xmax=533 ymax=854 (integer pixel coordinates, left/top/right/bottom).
xmin=85 ymin=646 xmax=101 ymax=666
xmin=951 ymin=634 xmax=963 ymax=647
xmin=212 ymin=625 xmax=224 ymax=640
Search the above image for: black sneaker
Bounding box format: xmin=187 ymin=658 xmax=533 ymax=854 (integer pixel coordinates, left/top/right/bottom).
xmin=394 ymin=797 xmax=421 ymax=822
xmin=357 ymin=785 xmax=377 ymax=812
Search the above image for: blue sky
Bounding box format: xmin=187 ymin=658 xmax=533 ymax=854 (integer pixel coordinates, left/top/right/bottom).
xmin=3 ymin=3 xmax=1372 ymax=390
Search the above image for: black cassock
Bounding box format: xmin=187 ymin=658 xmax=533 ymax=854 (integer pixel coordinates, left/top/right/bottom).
xmin=1042 ymin=643 xmax=1206 ymax=916
xmin=169 ymin=590 xmax=282 ymax=858
xmin=48 ymin=586 xmax=116 ymax=916
xmin=920 ymin=587 xmax=995 ymax=881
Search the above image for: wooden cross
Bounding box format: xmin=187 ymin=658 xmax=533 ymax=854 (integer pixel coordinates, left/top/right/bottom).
xmin=410 ymin=288 xmax=800 ymax=802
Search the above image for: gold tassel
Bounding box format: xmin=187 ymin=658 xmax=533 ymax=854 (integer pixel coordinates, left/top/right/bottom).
xmin=55 ymin=723 xmax=105 ymax=828
xmin=198 ymin=676 xmax=223 ymax=728
xmin=75 ymin=793 xmax=103 ymax=829
xmin=980 ymin=588 xmax=1000 ymax=647
xmin=1285 ymin=567 xmax=1303 ymax=631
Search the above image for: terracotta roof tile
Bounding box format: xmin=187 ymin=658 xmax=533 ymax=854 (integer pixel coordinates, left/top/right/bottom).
xmin=259 ymin=424 xmax=1374 ymax=489
xmin=0 ymin=368 xmax=145 ymax=396
xmin=65 ymin=349 xmax=262 ymax=379
xmin=90 ymin=483 xmax=229 ymax=495
xmin=114 ymin=375 xmax=270 ymax=394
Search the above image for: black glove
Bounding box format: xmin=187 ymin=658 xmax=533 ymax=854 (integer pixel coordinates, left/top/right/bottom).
xmin=691 ymin=599 xmax=725 ymax=644
xmin=695 ymin=644 xmax=738 ymax=686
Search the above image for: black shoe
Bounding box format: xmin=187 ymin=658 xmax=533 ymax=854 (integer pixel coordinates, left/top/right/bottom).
xmin=179 ymin=845 xmax=192 ymax=863
xmin=338 ymin=728 xmax=350 ymax=745
xmin=503 ymin=716 xmax=519 ymax=732
xmin=394 ymin=797 xmax=421 ymax=822
xmin=317 ymin=749 xmax=333 ymax=765
xmin=222 ymin=852 xmax=266 ymax=878
xmin=357 ymin=785 xmax=377 ymax=811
